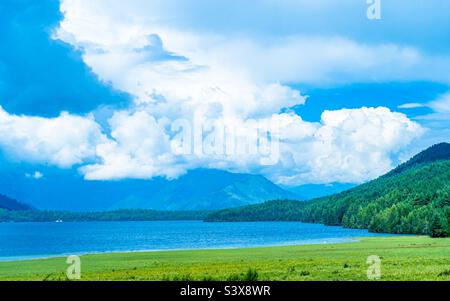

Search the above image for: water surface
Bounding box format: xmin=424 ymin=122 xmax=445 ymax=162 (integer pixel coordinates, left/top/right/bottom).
xmin=0 ymin=221 xmax=391 ymax=261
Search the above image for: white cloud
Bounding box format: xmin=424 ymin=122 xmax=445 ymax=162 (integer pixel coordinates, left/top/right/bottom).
xmin=270 ymin=107 xmax=421 ymax=184
xmin=25 ymin=171 xmax=44 ymax=180
xmin=0 ymin=103 xmax=423 ymax=184
xmin=74 ymin=106 xmax=422 ymax=185
xmin=285 ymin=107 xmax=424 ymax=184
xmin=41 ymin=0 xmax=428 ymax=184
xmin=0 ymin=106 xmax=105 ymax=167
xmin=0 ymin=0 xmax=428 ymax=185
xmin=400 ymin=93 xmax=450 ymax=134
xmin=80 ymin=110 xmax=185 ymax=180
xmin=57 ymin=0 xmax=450 ymax=88
xmin=429 ymin=93 xmax=450 ymax=114
xmin=404 ymin=93 xmax=450 ymax=153
xmin=399 ymin=93 xmax=450 ymax=113
xmin=398 ymin=103 xmax=426 ymax=109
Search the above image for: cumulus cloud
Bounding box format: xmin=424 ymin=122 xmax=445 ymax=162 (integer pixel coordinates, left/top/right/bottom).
xmin=74 ymin=106 xmax=422 ymax=184
xmin=0 ymin=0 xmax=428 ymax=185
xmin=0 ymin=106 xmax=105 ymax=167
xmin=41 ymin=0 xmax=427 ymax=184
xmin=0 ymin=103 xmax=423 ymax=184
xmin=80 ymin=110 xmax=185 ymax=180
xmin=277 ymin=107 xmax=424 ymax=184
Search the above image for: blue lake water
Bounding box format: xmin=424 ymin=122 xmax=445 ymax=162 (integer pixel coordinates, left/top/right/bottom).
xmin=0 ymin=221 xmax=391 ymax=261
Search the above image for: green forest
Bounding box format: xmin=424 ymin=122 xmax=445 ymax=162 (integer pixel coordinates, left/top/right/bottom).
xmin=0 ymin=209 xmax=208 ymax=222
xmin=206 ymin=144 xmax=450 ymax=238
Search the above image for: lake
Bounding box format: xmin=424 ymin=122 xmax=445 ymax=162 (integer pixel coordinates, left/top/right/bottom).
xmin=0 ymin=221 xmax=391 ymax=261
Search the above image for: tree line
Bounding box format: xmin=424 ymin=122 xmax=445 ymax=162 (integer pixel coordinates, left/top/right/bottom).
xmin=206 ymin=160 xmax=450 ymax=238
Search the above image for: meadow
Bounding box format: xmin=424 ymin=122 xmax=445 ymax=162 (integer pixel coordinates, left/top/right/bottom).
xmin=0 ymin=236 xmax=449 ymax=281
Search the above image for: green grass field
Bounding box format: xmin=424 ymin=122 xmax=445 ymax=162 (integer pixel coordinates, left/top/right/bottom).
xmin=0 ymin=236 xmax=449 ymax=281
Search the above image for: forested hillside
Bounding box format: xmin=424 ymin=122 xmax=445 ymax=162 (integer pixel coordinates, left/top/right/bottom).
xmin=204 ymin=200 xmax=306 ymax=222
xmin=298 ymin=160 xmax=450 ymax=237
xmin=206 ymin=144 xmax=450 ymax=237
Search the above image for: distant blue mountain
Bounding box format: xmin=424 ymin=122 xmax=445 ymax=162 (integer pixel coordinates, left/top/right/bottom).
xmin=0 ymin=194 xmax=31 ymax=211
xmin=283 ymin=183 xmax=356 ymax=200
xmin=0 ymin=168 xmax=297 ymax=211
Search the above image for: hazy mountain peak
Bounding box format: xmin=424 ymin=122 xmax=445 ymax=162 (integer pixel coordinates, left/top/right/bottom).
xmin=0 ymin=194 xmax=31 ymax=211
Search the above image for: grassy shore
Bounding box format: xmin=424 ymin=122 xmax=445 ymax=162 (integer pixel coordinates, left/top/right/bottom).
xmin=0 ymin=236 xmax=449 ymax=281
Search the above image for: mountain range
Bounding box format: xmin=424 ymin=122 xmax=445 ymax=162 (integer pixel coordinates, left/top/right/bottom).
xmin=0 ymin=168 xmax=297 ymax=211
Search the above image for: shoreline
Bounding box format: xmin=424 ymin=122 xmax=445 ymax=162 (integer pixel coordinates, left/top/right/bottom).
xmin=0 ymin=236 xmax=367 ymax=263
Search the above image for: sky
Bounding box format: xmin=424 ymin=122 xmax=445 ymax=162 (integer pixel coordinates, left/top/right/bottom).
xmin=0 ymin=0 xmax=449 ymax=187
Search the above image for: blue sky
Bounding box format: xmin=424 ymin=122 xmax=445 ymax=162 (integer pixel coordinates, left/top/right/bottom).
xmin=0 ymin=0 xmax=129 ymax=116
xmin=0 ymin=0 xmax=449 ymax=187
